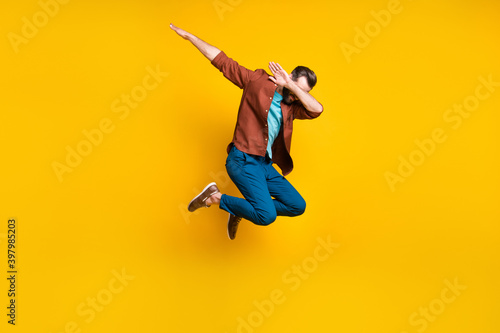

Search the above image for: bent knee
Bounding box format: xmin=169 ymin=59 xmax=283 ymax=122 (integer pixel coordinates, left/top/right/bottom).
xmin=255 ymin=210 xmax=277 ymax=226
xmin=291 ymin=198 xmax=306 ymax=216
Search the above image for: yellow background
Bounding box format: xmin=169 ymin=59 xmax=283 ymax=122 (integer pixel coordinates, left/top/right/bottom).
xmin=1 ymin=0 xmax=499 ymax=332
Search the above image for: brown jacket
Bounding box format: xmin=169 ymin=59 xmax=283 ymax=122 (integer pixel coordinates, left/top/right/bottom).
xmin=211 ymin=51 xmax=322 ymax=176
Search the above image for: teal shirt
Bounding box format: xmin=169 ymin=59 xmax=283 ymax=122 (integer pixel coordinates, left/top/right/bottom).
xmin=266 ymin=90 xmax=283 ymax=158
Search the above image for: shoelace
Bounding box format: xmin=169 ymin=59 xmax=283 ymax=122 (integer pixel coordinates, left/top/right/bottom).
xmin=202 ymin=190 xmax=219 ymax=208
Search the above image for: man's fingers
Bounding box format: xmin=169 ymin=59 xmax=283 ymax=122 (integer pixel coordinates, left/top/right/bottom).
xmin=269 ymin=62 xmax=287 ymax=76
xmin=268 ymin=62 xmax=276 ymax=73
xmin=276 ymin=63 xmax=287 ymax=74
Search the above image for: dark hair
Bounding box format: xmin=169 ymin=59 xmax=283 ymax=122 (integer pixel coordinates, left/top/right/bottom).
xmin=291 ymin=66 xmax=317 ymax=89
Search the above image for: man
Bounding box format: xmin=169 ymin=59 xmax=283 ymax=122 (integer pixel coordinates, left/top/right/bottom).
xmin=170 ymin=23 xmax=323 ymax=240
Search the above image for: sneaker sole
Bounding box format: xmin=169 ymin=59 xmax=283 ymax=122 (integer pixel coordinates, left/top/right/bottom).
xmin=227 ymin=214 xmax=233 ymax=240
xmin=227 ymin=214 xmax=239 ymax=240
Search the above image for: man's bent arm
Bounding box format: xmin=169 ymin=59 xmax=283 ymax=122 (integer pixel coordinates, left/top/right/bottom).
xmin=287 ymin=80 xmax=323 ymax=114
xmin=170 ymin=23 xmax=221 ymax=62
xmin=268 ymin=61 xmax=323 ymax=114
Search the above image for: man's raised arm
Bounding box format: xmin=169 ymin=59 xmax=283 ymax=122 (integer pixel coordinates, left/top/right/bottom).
xmin=170 ymin=23 xmax=221 ymax=62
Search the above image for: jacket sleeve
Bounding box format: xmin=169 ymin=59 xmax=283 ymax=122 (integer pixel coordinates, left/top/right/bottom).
xmin=211 ymin=51 xmax=257 ymax=89
xmin=292 ymin=101 xmax=323 ymax=120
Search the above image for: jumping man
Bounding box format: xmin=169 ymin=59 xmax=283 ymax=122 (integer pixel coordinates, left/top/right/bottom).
xmin=170 ymin=23 xmax=324 ymax=240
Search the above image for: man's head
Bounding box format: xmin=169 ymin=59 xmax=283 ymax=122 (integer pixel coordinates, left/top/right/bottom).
xmin=283 ymin=66 xmax=317 ymax=105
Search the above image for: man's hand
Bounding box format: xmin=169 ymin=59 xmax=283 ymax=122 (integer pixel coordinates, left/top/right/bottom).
xmin=169 ymin=23 xmax=221 ymax=61
xmin=268 ymin=62 xmax=293 ymax=87
xmin=269 ymin=62 xmax=323 ymax=113
xmin=170 ymin=23 xmax=191 ymax=40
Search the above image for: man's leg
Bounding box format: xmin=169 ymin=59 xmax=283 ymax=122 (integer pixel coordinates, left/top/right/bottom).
xmin=264 ymin=162 xmax=306 ymax=217
xmin=219 ymin=147 xmax=277 ymax=226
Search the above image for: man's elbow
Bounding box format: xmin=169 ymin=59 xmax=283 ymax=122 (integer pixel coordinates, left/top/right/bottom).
xmin=308 ymin=104 xmax=323 ymax=113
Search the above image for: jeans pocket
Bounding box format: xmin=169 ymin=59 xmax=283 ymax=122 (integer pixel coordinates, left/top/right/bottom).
xmin=225 ymin=147 xmax=246 ymax=180
xmin=229 ymin=146 xmax=246 ymax=163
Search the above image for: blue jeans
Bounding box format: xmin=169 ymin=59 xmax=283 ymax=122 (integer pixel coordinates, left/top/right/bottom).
xmin=219 ymin=145 xmax=306 ymax=225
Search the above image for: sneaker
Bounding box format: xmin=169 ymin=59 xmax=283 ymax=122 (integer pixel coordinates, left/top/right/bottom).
xmin=227 ymin=213 xmax=242 ymax=240
xmin=187 ymin=182 xmax=219 ymax=212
